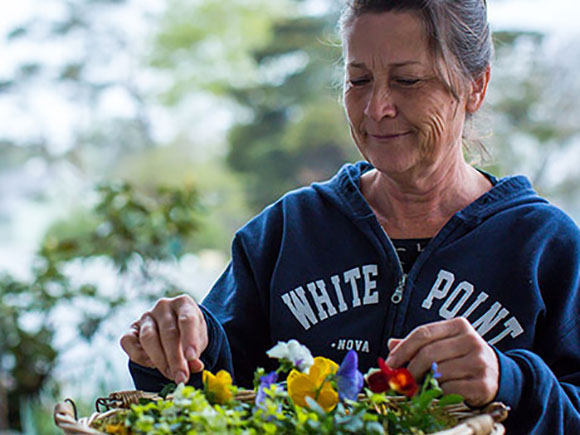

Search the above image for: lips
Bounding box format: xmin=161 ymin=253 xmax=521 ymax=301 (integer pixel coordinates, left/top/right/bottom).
xmin=368 ymin=131 xmax=411 ymax=140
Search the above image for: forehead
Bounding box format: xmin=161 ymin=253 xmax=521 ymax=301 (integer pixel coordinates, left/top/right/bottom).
xmin=344 ymin=12 xmax=432 ymax=67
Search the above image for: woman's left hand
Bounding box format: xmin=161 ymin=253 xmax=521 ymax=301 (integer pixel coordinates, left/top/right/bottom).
xmin=385 ymin=317 xmax=499 ymax=407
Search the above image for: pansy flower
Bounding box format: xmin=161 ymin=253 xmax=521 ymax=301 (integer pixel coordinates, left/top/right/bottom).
xmin=287 ymin=356 xmax=339 ymax=411
xmin=202 ymin=369 xmax=234 ymax=404
xmin=266 ymin=339 xmax=314 ymax=372
xmin=366 ymin=368 xmax=390 ymax=393
xmin=335 ymin=349 xmax=364 ymax=401
xmin=432 ymin=361 xmax=442 ymax=379
xmin=255 ymin=371 xmax=278 ymax=408
xmin=366 ymin=358 xmax=418 ymax=397
xmin=378 ymin=358 xmax=418 ymax=397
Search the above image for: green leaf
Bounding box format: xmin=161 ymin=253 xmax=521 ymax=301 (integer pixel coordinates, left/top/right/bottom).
xmin=438 ymin=394 xmax=464 ymax=407
xmin=417 ymin=389 xmax=441 ymax=411
xmin=159 ymin=382 xmax=177 ymax=399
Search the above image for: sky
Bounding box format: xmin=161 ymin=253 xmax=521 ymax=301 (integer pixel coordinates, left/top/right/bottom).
xmin=488 ymin=0 xmax=580 ymax=36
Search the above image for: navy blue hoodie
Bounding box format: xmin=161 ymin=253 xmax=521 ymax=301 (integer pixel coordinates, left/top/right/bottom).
xmin=131 ymin=162 xmax=580 ymax=434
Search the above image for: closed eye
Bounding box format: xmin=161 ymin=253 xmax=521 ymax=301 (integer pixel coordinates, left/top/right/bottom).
xmin=349 ymin=78 xmax=371 ymax=86
xmin=395 ymin=78 xmax=421 ymax=86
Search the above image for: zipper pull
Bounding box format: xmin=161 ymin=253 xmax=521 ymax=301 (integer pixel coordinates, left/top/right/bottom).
xmin=391 ymin=274 xmax=407 ymax=304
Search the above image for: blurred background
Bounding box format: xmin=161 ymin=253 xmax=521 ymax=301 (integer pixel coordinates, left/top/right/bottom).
xmin=0 ymin=0 xmax=579 ymax=432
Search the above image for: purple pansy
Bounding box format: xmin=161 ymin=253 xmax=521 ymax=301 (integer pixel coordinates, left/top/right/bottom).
xmin=335 ymin=350 xmax=364 ymax=401
xmin=432 ymin=362 xmax=442 ymax=379
xmin=255 ymin=371 xmax=278 ymax=407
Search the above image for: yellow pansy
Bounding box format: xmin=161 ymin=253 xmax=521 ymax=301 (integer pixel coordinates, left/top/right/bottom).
xmin=104 ymin=423 xmax=127 ymax=435
xmin=287 ymin=356 xmax=339 ymax=412
xmin=202 ymin=369 xmax=233 ymax=404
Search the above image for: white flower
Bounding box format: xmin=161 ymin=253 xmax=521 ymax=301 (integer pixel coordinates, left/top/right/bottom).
xmin=266 ymin=339 xmax=314 ymax=372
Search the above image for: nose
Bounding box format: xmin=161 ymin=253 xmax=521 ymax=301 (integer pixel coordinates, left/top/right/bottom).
xmin=364 ymin=84 xmax=397 ymax=122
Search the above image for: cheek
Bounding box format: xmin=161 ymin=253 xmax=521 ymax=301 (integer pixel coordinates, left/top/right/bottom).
xmin=413 ymin=94 xmax=459 ymax=152
xmin=344 ymin=89 xmax=365 ymax=127
xmin=343 ymin=99 xmax=356 ymax=128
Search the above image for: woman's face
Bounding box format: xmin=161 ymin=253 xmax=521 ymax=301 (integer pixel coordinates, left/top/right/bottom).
xmin=343 ymin=12 xmax=471 ymax=177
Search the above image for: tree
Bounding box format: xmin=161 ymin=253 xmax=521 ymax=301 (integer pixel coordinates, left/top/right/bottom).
xmin=150 ymin=0 xmax=357 ymax=211
xmin=485 ymin=31 xmax=580 ymax=219
xmin=0 ymin=182 xmax=203 ymax=430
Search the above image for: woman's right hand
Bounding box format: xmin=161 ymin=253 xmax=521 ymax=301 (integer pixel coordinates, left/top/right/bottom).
xmin=120 ymin=294 xmax=208 ymax=384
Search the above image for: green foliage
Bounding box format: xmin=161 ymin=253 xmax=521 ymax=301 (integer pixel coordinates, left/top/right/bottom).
xmin=112 ymin=146 xmax=252 ymax=252
xmin=21 ymin=392 xmax=63 ymax=435
xmin=150 ymin=0 xmax=358 ymax=211
xmin=151 ymin=0 xmax=295 ymax=98
xmin=224 ymin=9 xmax=358 ymax=210
xmin=89 ymin=370 xmax=460 ymax=434
xmin=0 ymin=181 xmax=204 ymax=430
xmin=485 ymin=31 xmax=580 ymax=201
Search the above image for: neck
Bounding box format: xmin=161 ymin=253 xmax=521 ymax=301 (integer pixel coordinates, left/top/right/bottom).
xmin=361 ymin=156 xmax=491 ymax=238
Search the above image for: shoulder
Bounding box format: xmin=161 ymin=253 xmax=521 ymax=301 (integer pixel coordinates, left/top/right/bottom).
xmin=514 ymin=197 xmax=579 ymax=241
xmin=236 ymin=161 xmax=370 ymax=240
xmin=488 ymin=174 xmax=579 ymax=235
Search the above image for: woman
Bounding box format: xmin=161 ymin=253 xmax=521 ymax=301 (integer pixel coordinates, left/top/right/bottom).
xmin=121 ymin=1 xmax=580 ymax=433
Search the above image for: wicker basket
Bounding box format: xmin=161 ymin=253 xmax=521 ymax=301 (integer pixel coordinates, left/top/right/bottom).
xmin=54 ymin=389 xmax=508 ymax=434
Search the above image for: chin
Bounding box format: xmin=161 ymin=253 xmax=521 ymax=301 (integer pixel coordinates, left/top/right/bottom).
xmin=363 ymin=149 xmax=421 ymax=177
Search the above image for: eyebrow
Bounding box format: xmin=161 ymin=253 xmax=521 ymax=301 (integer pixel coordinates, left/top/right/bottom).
xmin=347 ymin=60 xmax=422 ymax=69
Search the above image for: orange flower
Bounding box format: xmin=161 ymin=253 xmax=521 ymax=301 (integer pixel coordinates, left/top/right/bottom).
xmin=287 ymin=356 xmax=339 ymax=412
xmin=202 ymin=369 xmax=234 ymax=404
xmin=366 ymin=358 xmax=418 ymax=397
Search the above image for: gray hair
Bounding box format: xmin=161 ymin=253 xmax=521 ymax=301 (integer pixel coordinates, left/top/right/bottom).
xmin=339 ymin=0 xmax=493 ymax=99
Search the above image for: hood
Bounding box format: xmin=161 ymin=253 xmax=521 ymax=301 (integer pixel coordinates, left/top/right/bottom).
xmin=312 ymin=161 xmax=548 ymax=228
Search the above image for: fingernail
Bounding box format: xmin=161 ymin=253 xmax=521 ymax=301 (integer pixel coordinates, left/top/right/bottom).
xmin=174 ymin=370 xmax=188 ymax=384
xmin=189 ymin=359 xmax=205 ymax=373
xmin=185 ymin=346 xmax=196 ymax=361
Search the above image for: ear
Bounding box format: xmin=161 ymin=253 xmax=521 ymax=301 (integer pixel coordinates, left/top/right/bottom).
xmin=466 ymin=66 xmax=490 ymax=114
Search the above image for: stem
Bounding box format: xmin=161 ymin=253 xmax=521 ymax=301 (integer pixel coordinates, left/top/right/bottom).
xmin=314 ymin=374 xmax=335 ymax=401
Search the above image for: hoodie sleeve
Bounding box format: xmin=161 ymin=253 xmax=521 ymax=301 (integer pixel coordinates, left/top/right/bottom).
xmin=202 ymin=231 xmax=275 ymax=388
xmin=494 ymin=214 xmax=580 ymax=434
xmin=495 ymin=346 xmax=580 ymax=434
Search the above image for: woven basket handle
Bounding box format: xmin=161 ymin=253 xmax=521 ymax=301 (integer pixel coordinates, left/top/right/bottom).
xmin=435 ymin=415 xmax=498 ymax=435
xmin=54 ymin=399 xmax=100 ymax=434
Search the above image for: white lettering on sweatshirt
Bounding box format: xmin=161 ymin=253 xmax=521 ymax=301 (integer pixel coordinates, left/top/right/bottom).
xmin=281 ymin=264 xmax=379 ymax=330
xmin=422 ymin=269 xmax=524 ymax=345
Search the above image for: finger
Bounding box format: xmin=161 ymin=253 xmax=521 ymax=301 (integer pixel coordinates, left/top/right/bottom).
xmin=155 ymin=307 xmax=190 ymax=384
xmin=387 ymin=338 xmax=403 ymax=352
xmin=405 ymin=335 xmax=472 ymax=380
xmin=175 ymin=298 xmax=208 ymax=371
xmin=439 ymin=378 xmax=496 ymax=407
xmin=120 ymin=329 xmax=154 ymax=367
xmin=188 ymin=358 xmax=205 ymax=373
xmin=437 ymin=347 xmax=498 ymax=385
xmin=139 ymin=314 xmax=172 ymax=379
xmin=432 ymin=354 xmax=482 ymax=384
xmin=386 ymin=317 xmax=471 ymax=367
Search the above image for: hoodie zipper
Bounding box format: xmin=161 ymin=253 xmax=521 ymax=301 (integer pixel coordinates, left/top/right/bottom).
xmin=391 ymin=273 xmax=407 ymax=304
